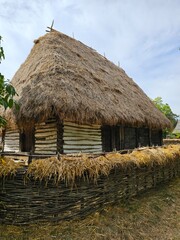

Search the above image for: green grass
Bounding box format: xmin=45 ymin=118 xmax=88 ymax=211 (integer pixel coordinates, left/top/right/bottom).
xmin=0 ymin=178 xmax=180 ymax=240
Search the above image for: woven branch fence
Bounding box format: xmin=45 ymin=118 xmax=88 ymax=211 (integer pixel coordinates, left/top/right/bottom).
xmin=163 ymin=139 xmax=180 ymax=145
xmin=0 ymin=155 xmax=180 ymax=225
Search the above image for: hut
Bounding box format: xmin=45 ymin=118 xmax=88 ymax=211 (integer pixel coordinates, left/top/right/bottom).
xmin=172 ymin=119 xmax=180 ymax=136
xmin=2 ymin=30 xmax=170 ymax=154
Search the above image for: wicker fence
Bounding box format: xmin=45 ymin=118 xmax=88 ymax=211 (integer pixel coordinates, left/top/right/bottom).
xmin=163 ymin=139 xmax=180 ymax=145
xmin=0 ymin=157 xmax=180 ymax=225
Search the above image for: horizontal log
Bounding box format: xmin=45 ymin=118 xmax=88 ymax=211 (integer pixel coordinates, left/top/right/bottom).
xmin=35 ymin=151 xmax=57 ymax=154
xmin=35 ymin=132 xmax=57 ymax=138
xmin=63 ymin=132 xmax=101 ymax=138
xmin=63 ymin=136 xmax=102 ymax=142
xmin=5 ymin=138 xmax=19 ymax=142
xmin=36 ymin=120 xmax=56 ymax=126
xmin=5 ymin=134 xmax=19 ymax=137
xmin=5 ymin=133 xmax=19 ymax=137
xmin=4 ymin=141 xmax=19 ymax=144
xmin=4 ymin=148 xmax=19 ymax=152
xmin=64 ymin=140 xmax=102 ymax=146
xmin=35 ymin=150 xmax=57 ymax=154
xmin=35 ymin=140 xmax=57 ymax=144
xmin=63 ymin=145 xmax=102 ymax=150
xmin=4 ymin=145 xmax=19 ymax=149
xmin=35 ymin=146 xmax=56 ymax=149
xmin=64 ymin=122 xmax=101 ymax=129
xmin=5 ymin=128 xmax=19 ymax=131
xmin=35 ymin=145 xmax=57 ymax=149
xmin=35 ymin=125 xmax=57 ymax=131
xmin=63 ymin=132 xmax=101 ymax=137
xmin=64 ymin=149 xmax=102 ymax=154
xmin=5 ymin=130 xmax=19 ymax=134
xmin=4 ymin=142 xmax=19 ymax=145
xmin=35 ymin=128 xmax=57 ymax=133
xmin=64 ymin=126 xmax=101 ymax=133
xmin=46 ymin=136 xmax=57 ymax=140
xmin=5 ymin=133 xmax=20 ymax=138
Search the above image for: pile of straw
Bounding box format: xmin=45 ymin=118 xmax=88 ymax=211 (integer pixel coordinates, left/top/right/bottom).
xmin=0 ymin=157 xmax=22 ymax=178
xmin=27 ymin=145 xmax=180 ymax=184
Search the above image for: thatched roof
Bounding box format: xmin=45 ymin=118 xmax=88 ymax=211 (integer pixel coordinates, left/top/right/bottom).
xmin=5 ymin=30 xmax=170 ymax=129
xmin=173 ymin=120 xmax=180 ymax=134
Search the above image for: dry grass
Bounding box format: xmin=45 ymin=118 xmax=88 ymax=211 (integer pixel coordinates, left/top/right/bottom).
xmin=0 ymin=177 xmax=179 ymax=240
xmin=1 ymin=144 xmax=179 ymax=182
xmin=0 ymin=157 xmax=22 ymax=178
xmin=27 ymin=145 xmax=180 ymax=184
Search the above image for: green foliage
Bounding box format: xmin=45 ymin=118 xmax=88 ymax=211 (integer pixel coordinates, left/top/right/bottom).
xmin=153 ymin=97 xmax=178 ymax=127
xmin=0 ymin=36 xmax=18 ymax=127
xmin=152 ymin=97 xmax=179 ymax=137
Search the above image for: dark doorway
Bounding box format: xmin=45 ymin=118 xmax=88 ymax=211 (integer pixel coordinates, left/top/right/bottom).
xmin=20 ymin=128 xmax=34 ymax=152
xmin=101 ymin=125 xmax=121 ymax=152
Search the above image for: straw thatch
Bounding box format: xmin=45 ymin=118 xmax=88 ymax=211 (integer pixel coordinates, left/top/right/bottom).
xmin=26 ymin=145 xmax=180 ymax=184
xmin=3 ymin=30 xmax=170 ymax=129
xmin=173 ymin=119 xmax=180 ymax=134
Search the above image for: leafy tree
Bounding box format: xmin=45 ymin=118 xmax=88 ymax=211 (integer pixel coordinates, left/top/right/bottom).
xmin=0 ymin=36 xmax=18 ymax=127
xmin=152 ymin=97 xmax=179 ymax=136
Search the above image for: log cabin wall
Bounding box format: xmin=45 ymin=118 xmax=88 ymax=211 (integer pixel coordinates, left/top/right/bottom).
xmin=138 ymin=128 xmax=150 ymax=147
xmin=57 ymin=121 xmax=64 ymax=154
xmin=101 ymin=126 xmax=112 ymax=152
xmin=124 ymin=127 xmax=137 ymax=149
xmin=101 ymin=126 xmax=121 ymax=152
xmin=151 ymin=129 xmax=162 ymax=146
xmin=63 ymin=122 xmax=102 ymax=154
xmin=4 ymin=128 xmax=19 ymax=152
xmin=35 ymin=118 xmax=57 ymax=154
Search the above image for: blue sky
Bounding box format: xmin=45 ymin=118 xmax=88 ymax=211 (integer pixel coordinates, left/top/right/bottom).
xmin=0 ymin=0 xmax=180 ymax=115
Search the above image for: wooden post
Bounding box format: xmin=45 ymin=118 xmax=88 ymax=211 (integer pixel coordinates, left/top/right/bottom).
xmin=149 ymin=129 xmax=152 ymax=146
xmin=159 ymin=130 xmax=163 ymax=146
xmin=57 ymin=120 xmax=64 ymax=154
xmin=28 ymin=151 xmax=32 ymax=165
xmin=111 ymin=126 xmax=116 ymax=151
xmin=135 ymin=128 xmax=139 ymax=148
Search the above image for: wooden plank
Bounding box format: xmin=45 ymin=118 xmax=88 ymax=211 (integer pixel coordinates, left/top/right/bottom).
xmin=64 ymin=140 xmax=102 ymax=145
xmin=64 ymin=149 xmax=102 ymax=154
xmin=36 ymin=121 xmax=56 ymax=127
xmin=64 ymin=126 xmax=101 ymax=133
xmin=34 ymin=140 xmax=57 ymax=144
xmin=5 ymin=133 xmax=19 ymax=138
xmin=63 ymin=145 xmax=102 ymax=150
xmin=35 ymin=132 xmax=57 ymax=138
xmin=63 ymin=137 xmax=101 ymax=142
xmin=63 ymin=132 xmax=101 ymax=138
xmin=64 ymin=121 xmax=101 ymax=129
xmin=35 ymin=151 xmax=57 ymax=154
xmin=5 ymin=138 xmax=20 ymax=141
xmin=35 ymin=149 xmax=57 ymax=152
xmin=4 ymin=129 xmax=18 ymax=133
xmin=35 ymin=144 xmax=57 ymax=148
xmin=35 ymin=128 xmax=57 ymax=133
xmin=35 ymin=124 xmax=56 ymax=129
